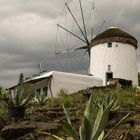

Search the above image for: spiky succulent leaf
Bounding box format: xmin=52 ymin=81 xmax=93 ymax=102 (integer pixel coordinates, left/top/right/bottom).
xmin=62 ymin=104 xmax=71 ymax=125
xmin=21 ymin=92 xmax=34 ymax=107
xmin=110 ymin=100 xmax=120 ymax=111
xmin=79 ymin=94 xmax=96 ymax=140
xmin=79 ymin=116 xmax=92 ymax=140
xmin=97 ymin=131 xmax=104 ymax=140
xmin=34 ymin=91 xmax=48 ymax=105
xmin=91 ymin=98 xmax=116 ymax=140
xmin=61 ymin=121 xmax=79 ymax=140
xmin=84 ymin=94 xmax=96 ymax=125
xmin=104 ymin=112 xmax=130 ymax=139
xmin=38 ymin=132 xmax=64 ymax=140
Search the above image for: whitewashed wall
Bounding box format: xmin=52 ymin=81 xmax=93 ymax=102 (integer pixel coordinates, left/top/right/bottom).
xmin=90 ymin=42 xmax=138 ymax=86
xmin=48 ymin=71 xmax=103 ymax=97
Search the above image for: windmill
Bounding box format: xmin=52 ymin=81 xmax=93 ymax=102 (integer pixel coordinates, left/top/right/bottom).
xmin=55 ymin=0 xmax=106 ymax=59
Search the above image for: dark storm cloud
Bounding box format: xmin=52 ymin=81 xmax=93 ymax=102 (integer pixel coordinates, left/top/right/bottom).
xmin=0 ymin=0 xmax=66 ymax=19
xmin=0 ymin=0 xmax=140 ymax=87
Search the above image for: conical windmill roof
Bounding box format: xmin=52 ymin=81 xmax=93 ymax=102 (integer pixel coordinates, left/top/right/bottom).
xmin=90 ymin=27 xmax=138 ymax=49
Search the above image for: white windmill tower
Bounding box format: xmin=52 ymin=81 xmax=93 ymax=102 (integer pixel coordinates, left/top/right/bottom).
xmin=89 ymin=27 xmax=138 ymax=86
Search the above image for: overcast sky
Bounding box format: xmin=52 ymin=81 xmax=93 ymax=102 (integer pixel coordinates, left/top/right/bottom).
xmin=0 ymin=0 xmax=140 ymax=88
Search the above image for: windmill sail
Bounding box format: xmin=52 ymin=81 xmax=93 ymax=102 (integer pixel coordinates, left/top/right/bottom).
xmin=55 ymin=0 xmax=105 ymax=72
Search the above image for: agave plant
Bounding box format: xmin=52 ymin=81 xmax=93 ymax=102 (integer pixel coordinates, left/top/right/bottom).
xmin=2 ymin=73 xmax=33 ymax=107
xmin=0 ymin=84 xmax=34 ymax=118
xmin=61 ymin=95 xmax=117 ymax=140
xmin=0 ymin=74 xmax=34 ymax=119
xmin=34 ymin=91 xmax=48 ymax=105
xmin=0 ymin=87 xmax=8 ymax=103
xmin=39 ymin=94 xmax=129 ymax=140
xmin=1 ymin=84 xmax=33 ymax=107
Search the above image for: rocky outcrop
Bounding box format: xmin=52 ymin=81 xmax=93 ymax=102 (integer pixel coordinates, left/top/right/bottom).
xmin=1 ymin=122 xmax=59 ymax=140
xmin=0 ymin=117 xmax=6 ymax=131
xmin=1 ymin=124 xmax=36 ymax=140
xmin=123 ymin=131 xmax=140 ymax=140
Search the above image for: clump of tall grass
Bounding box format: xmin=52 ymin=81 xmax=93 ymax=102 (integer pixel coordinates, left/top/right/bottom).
xmin=89 ymin=87 xmax=137 ymax=108
xmin=108 ymin=88 xmax=136 ymax=108
xmin=57 ymin=89 xmax=83 ymax=107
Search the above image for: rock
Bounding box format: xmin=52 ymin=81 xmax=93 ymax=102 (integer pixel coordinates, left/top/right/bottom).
xmin=48 ymin=107 xmax=77 ymax=112
xmin=16 ymin=133 xmax=36 ymax=140
xmin=123 ymin=131 xmax=140 ymax=140
xmin=33 ymin=108 xmax=47 ymax=113
xmin=1 ymin=122 xmax=60 ymax=140
xmin=35 ymin=122 xmax=59 ymax=133
xmin=1 ymin=124 xmax=36 ymax=140
xmin=106 ymin=120 xmax=117 ymax=129
xmin=70 ymin=116 xmax=80 ymax=122
xmin=108 ymin=111 xmax=118 ymax=120
xmin=124 ymin=119 xmax=135 ymax=127
xmin=0 ymin=117 xmax=6 ymax=130
xmin=47 ymin=111 xmax=64 ymax=118
xmin=48 ymin=107 xmax=63 ymax=112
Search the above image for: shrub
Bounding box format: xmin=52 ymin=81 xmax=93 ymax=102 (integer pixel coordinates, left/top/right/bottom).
xmin=34 ymin=92 xmax=48 ymax=106
xmin=39 ymin=94 xmax=129 ymax=140
xmin=57 ymin=89 xmax=73 ymax=107
xmin=108 ymin=88 xmax=136 ymax=108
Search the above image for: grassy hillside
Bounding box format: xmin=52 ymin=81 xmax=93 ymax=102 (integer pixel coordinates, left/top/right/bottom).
xmin=0 ymin=87 xmax=140 ymax=139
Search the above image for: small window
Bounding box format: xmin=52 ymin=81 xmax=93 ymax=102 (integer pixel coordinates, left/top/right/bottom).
xmin=43 ymin=87 xmax=48 ymax=96
xmin=108 ymin=42 xmax=112 ymax=48
xmin=36 ymin=89 xmax=41 ymax=95
xmin=108 ymin=65 xmax=111 ymax=71
xmin=106 ymin=72 xmax=113 ymax=85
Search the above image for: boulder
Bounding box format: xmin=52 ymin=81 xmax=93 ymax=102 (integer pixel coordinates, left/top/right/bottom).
xmin=0 ymin=117 xmax=6 ymax=130
xmin=35 ymin=122 xmax=59 ymax=133
xmin=1 ymin=122 xmax=59 ymax=140
xmin=123 ymin=131 xmax=140 ymax=140
xmin=1 ymin=124 xmax=36 ymax=140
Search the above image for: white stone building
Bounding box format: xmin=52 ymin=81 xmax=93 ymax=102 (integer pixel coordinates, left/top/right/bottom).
xmin=25 ymin=71 xmax=103 ymax=97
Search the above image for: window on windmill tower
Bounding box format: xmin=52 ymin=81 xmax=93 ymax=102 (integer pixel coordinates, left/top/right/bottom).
xmin=108 ymin=42 xmax=112 ymax=48
xmin=108 ymin=65 xmax=111 ymax=71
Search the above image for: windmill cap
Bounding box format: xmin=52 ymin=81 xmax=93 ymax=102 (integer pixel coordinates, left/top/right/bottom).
xmin=90 ymin=27 xmax=138 ymax=49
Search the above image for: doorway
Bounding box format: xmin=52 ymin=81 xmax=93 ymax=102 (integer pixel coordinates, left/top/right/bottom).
xmin=106 ymin=72 xmax=113 ymax=85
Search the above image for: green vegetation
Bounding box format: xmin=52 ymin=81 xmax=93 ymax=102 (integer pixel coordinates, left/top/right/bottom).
xmin=0 ymin=74 xmax=33 ymax=107
xmin=34 ymin=92 xmax=49 ymax=106
xmin=90 ymin=88 xmax=138 ymax=108
xmin=61 ymin=95 xmax=116 ymax=140
xmin=18 ymin=73 xmax=24 ymax=84
xmin=57 ymin=89 xmax=83 ymax=107
xmin=0 ymin=106 xmax=7 ymax=119
xmin=58 ymin=89 xmax=72 ymax=107
xmin=0 ymin=84 xmax=140 ymax=139
xmin=109 ymin=88 xmax=136 ymax=107
xmin=39 ymin=94 xmax=129 ymax=140
xmin=0 ymin=84 xmax=33 ymax=107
